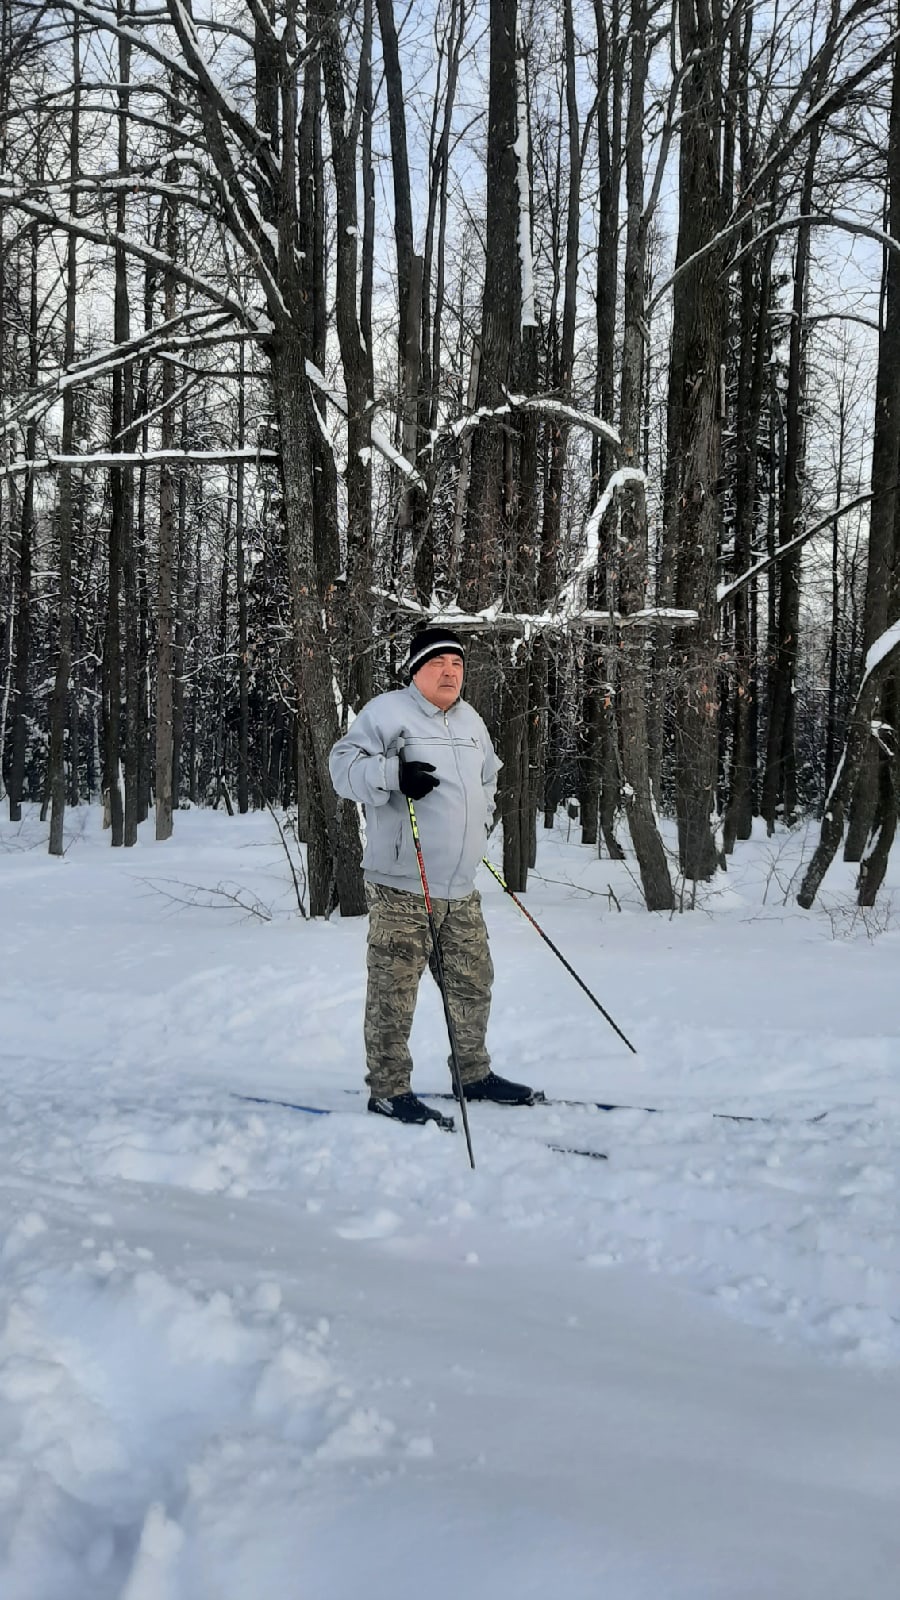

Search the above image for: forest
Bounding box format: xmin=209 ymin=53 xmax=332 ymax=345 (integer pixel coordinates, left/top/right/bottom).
xmin=1 ymin=0 xmax=899 ymax=916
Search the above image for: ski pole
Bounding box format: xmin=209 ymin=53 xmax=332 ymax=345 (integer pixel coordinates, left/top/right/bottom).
xmin=481 ymin=856 xmax=637 ymax=1055
xmin=407 ymin=797 xmax=476 ymax=1169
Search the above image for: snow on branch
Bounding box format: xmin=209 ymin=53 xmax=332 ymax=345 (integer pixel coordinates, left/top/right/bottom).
xmin=863 ymin=618 xmax=900 ymax=681
xmin=445 ymin=394 xmax=620 ymax=449
xmin=163 ymin=0 xmax=282 ymax=190
xmin=797 ymin=616 xmax=900 ymax=908
xmin=1 ymin=448 xmax=278 ymax=480
xmin=370 ymin=588 xmax=697 ymax=637
xmin=556 ymin=467 xmax=645 ymax=617
xmin=658 ymin=22 xmax=898 ymax=330
xmin=716 ymin=489 xmax=874 ymax=608
xmin=305 ymin=362 xmax=426 ymax=487
xmin=509 ymin=393 xmax=621 ymax=447
xmin=731 ymin=212 xmax=900 ymax=275
xmin=0 ymin=309 xmax=236 ymax=442
xmin=371 ymin=464 xmax=700 ymax=637
xmin=745 ymin=25 xmax=900 ymax=215
xmin=648 ymin=22 xmax=900 ymax=320
xmin=0 ymin=193 xmax=256 ymax=326
xmin=823 ymin=627 xmax=900 ymax=820
xmin=114 ymin=372 xmax=201 ymax=443
xmin=54 ymin=0 xmax=204 ymax=91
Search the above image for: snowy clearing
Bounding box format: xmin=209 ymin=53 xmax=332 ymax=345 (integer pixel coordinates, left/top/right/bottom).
xmin=1 ymin=806 xmax=898 ymax=1598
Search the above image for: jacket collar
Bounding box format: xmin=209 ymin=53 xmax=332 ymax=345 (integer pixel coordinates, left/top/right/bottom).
xmin=407 ymin=680 xmax=461 ymax=717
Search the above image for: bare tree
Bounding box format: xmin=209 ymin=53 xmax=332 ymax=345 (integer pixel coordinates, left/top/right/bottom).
xmin=664 ymin=0 xmax=725 ymax=883
xmin=48 ymin=18 xmax=81 ymax=854
xmin=155 ymin=86 xmax=181 ymax=842
xmin=616 ymin=0 xmax=674 ymax=909
xmin=841 ymin=17 xmax=900 ymax=885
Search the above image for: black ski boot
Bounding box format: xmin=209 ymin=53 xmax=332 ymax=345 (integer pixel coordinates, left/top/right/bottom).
xmin=368 ymin=1091 xmax=455 ymax=1132
xmin=459 ymin=1071 xmax=545 ymax=1106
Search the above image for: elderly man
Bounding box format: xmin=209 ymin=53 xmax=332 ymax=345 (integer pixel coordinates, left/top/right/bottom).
xmin=329 ymin=627 xmax=540 ymax=1129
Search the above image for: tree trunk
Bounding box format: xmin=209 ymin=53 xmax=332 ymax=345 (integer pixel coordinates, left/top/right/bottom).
xmin=320 ymin=0 xmax=374 ymax=710
xmin=666 ymin=0 xmax=724 ymax=883
xmin=462 ymin=0 xmax=521 ymax=617
xmin=579 ymin=649 xmax=601 ymax=847
xmin=8 ymin=213 xmax=39 ymax=821
xmin=723 ymin=223 xmax=774 ymax=852
xmin=844 ymin=28 xmax=900 ymax=863
xmin=798 ymin=638 xmax=900 ymax=908
xmin=155 ymin=103 xmax=180 ymax=842
xmin=421 ymin=0 xmax=465 ymax=459
xmin=298 ymin=8 xmax=340 ymax=603
xmin=616 ymin=0 xmax=673 ymax=910
xmin=582 ymin=0 xmax=623 ymax=855
xmin=270 ymin=330 xmax=366 ymax=916
xmin=0 ymin=0 xmax=10 ymax=800
xmin=49 ymin=21 xmax=81 ymax=855
xmin=376 ymin=0 xmax=430 ymax=590
xmin=171 ymin=392 xmax=189 ymax=810
xmin=235 ymin=356 xmax=250 ymax=817
xmin=760 ymin=203 xmax=815 ymax=832
xmin=722 ymin=14 xmax=765 ymax=854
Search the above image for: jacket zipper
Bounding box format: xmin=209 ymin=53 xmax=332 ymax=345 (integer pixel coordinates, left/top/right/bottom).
xmin=446 ymin=708 xmax=469 ymax=894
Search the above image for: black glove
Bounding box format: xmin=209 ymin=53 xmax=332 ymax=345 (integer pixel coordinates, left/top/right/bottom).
xmin=398 ymin=758 xmax=439 ymax=801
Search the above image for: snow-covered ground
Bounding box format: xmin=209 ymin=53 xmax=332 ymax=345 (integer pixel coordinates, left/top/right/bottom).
xmin=1 ymin=804 xmax=898 ymax=1599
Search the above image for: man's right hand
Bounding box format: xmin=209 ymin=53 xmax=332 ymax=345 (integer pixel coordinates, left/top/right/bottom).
xmin=398 ymin=759 xmax=439 ymax=800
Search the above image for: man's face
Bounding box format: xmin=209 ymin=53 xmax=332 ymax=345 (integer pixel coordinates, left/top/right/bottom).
xmin=413 ymin=652 xmax=464 ymax=710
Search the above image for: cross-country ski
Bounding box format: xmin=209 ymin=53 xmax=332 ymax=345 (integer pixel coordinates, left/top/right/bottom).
xmin=233 ymin=1092 xmax=609 ymax=1160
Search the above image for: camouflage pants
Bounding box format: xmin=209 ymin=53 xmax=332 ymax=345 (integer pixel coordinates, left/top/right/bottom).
xmin=364 ymin=881 xmax=493 ymax=1097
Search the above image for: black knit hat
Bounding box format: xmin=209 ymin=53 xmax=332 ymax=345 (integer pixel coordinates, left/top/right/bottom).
xmin=405 ymin=627 xmax=466 ymax=680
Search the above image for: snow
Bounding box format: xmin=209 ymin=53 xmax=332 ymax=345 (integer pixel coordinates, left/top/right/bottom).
xmin=716 ymin=489 xmax=874 ymax=610
xmin=819 ymin=621 xmax=900 ymax=815
xmin=305 ymin=362 xmax=425 ymax=487
xmin=864 ymin=617 xmax=900 ymax=677
xmin=558 ymin=467 xmax=646 ymax=616
xmin=1 ymin=805 xmax=899 ymax=1598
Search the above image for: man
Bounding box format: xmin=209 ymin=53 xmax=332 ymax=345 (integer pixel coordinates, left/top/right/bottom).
xmin=329 ymin=627 xmax=541 ymax=1129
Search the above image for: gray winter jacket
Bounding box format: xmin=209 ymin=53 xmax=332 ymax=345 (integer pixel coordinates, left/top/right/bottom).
xmin=329 ymin=683 xmax=501 ymax=899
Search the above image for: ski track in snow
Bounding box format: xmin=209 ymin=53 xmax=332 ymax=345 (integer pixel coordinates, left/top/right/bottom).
xmin=1 ymin=806 xmax=899 ymax=1598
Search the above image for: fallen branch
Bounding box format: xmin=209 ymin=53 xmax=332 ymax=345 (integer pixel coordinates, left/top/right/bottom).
xmin=139 ymin=876 xmax=273 ymax=921
xmin=265 ymin=801 xmax=308 ymax=919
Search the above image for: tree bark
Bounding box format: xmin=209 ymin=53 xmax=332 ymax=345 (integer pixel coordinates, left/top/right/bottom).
xmin=500 ymin=24 xmax=538 ymax=889
xmin=723 ymin=219 xmax=774 ymax=851
xmin=583 ymin=0 xmax=623 ymax=856
xmin=155 ymin=95 xmax=180 ymax=841
xmin=48 ymin=20 xmax=81 ymax=855
xmin=320 ymin=0 xmax=374 ymax=710
xmin=616 ymin=0 xmax=674 ymax=911
xmin=844 ymin=25 xmax=900 ymax=864
xmin=298 ymin=9 xmax=340 ymax=597
xmin=760 ymin=177 xmax=817 ymax=833
xmin=270 ymin=330 xmax=365 ymax=915
xmin=462 ymin=0 xmax=521 ymax=617
xmin=666 ymin=0 xmax=724 ymax=883
xmin=377 ymin=0 xmax=428 ymax=592
xmin=422 ymin=0 xmax=465 ymax=453
xmin=7 ymin=215 xmax=38 ymax=821
xmin=235 ymin=350 xmax=250 ymax=817
xmin=798 ymin=637 xmax=900 ymax=908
